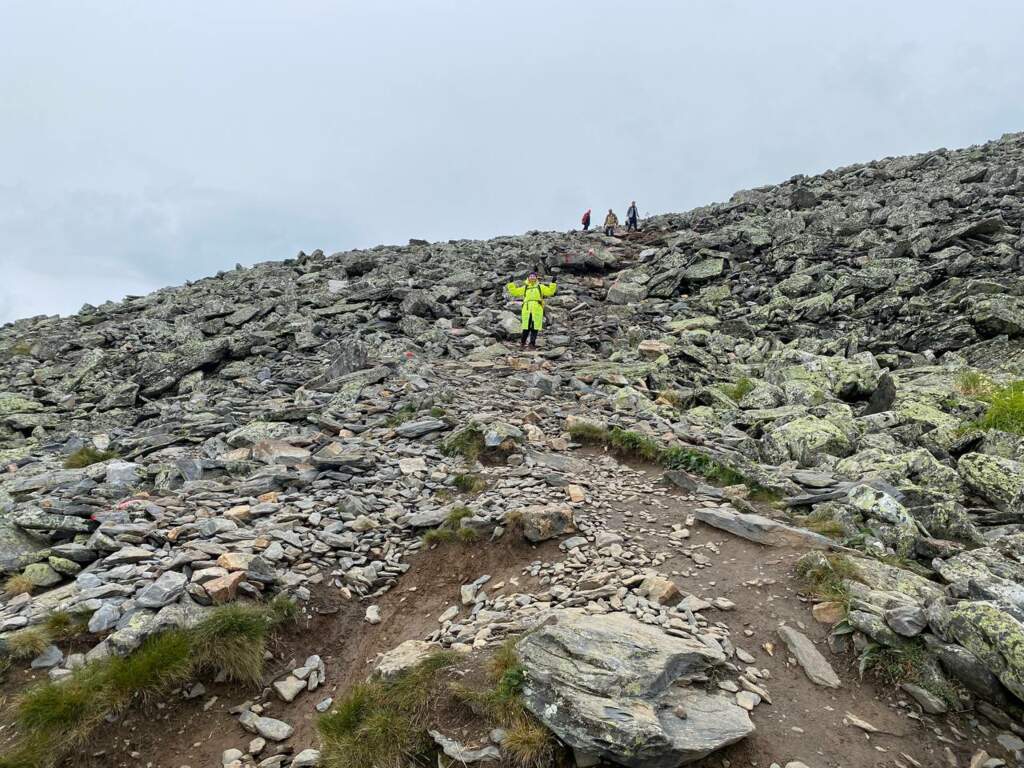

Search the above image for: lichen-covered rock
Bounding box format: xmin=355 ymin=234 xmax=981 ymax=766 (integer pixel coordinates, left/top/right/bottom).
xmin=518 ymin=610 xmax=753 ymax=767
xmin=944 ymin=601 xmax=1024 ymax=703
xmin=957 ymin=453 xmax=1024 ymax=511
xmin=516 ymin=505 xmax=574 ymax=542
xmin=761 ymin=415 xmax=854 ymax=465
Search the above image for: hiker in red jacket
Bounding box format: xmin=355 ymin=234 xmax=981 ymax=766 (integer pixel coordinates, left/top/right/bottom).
xmin=581 ymin=209 xmax=591 ymax=231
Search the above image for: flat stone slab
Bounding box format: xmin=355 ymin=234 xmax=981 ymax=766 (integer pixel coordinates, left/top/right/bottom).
xmin=694 ymin=507 xmax=834 ymax=549
xmin=777 ymin=626 xmax=841 ymax=688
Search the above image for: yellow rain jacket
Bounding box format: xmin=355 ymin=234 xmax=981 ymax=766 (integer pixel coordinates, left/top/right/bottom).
xmin=507 ymin=279 xmax=557 ymax=330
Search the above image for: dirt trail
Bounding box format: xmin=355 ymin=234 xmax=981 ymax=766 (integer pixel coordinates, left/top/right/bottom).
xmin=11 ymin=355 xmax=1015 ymax=768
xmin=587 ymin=459 xmax=1010 ymax=768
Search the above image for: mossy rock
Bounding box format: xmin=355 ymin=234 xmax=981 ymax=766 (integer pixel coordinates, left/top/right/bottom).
xmin=957 ymin=452 xmax=1024 ymax=511
xmin=946 ymin=601 xmax=1024 ymax=702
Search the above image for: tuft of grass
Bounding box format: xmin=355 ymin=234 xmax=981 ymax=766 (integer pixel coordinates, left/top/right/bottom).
xmin=3 ymin=598 xmax=297 ymax=768
xmin=660 ymin=445 xmax=747 ymax=485
xmin=450 ymin=639 xmax=556 ymax=768
xmin=976 ymin=381 xmax=1024 ymax=435
xmin=386 ymin=404 xmax=417 ymax=427
xmin=796 ymin=508 xmax=847 ymax=540
xmin=422 ymin=506 xmax=478 ymax=546
xmin=567 ymin=422 xmax=609 ymax=444
xmin=796 ymin=552 xmax=859 ymax=602
xmin=453 ymin=473 xmax=488 ymax=495
xmin=954 ymin=370 xmax=993 ymax=399
xmin=4 ymin=574 xmax=34 ymax=597
xmin=9 ymin=341 xmax=33 ymax=357
xmin=103 ymin=631 xmax=193 ymax=706
xmin=441 ymin=424 xmax=485 ymax=462
xmin=190 ymin=603 xmax=274 ymax=684
xmin=43 ymin=611 xmax=91 ymax=641
xmin=429 ymin=406 xmax=446 ymax=417
xmin=858 ymin=640 xmax=961 ymax=708
xmin=504 ymin=719 xmax=557 ymax=768
xmin=5 ymin=627 xmax=51 ymax=660
xmin=63 ymin=446 xmax=118 ymax=469
xmin=318 ymin=652 xmax=459 ymax=768
xmin=569 ymin=423 xmax=750 ymax=487
xmin=722 ymin=377 xmax=756 ymax=403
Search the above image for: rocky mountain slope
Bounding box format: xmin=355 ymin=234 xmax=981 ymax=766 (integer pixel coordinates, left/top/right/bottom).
xmin=2 ymin=131 xmax=1024 ymax=767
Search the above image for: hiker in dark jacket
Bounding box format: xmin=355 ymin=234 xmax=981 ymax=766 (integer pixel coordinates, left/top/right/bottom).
xmin=581 ymin=208 xmax=591 ymax=231
xmin=626 ymin=201 xmax=639 ymax=231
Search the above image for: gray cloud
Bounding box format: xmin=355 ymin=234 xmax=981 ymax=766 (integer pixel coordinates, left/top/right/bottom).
xmin=2 ymin=0 xmax=1023 ymax=322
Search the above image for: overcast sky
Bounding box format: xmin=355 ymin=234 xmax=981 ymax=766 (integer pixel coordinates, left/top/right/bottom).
xmin=2 ymin=1 xmax=1023 ymax=323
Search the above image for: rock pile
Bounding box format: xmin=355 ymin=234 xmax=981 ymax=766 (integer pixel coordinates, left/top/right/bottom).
xmin=2 ymin=130 xmax=1024 ymax=763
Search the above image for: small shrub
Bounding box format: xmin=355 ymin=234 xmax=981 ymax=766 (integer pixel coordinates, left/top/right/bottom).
xmin=453 ymin=473 xmax=488 ymax=495
xmin=4 ymin=574 xmax=34 ymax=597
xmin=429 ymin=406 xmax=445 ymax=417
xmin=63 ymin=447 xmax=117 ymax=469
xmin=977 ymin=381 xmax=1024 ymax=436
xmin=423 ymin=528 xmax=456 ymax=545
xmin=103 ymin=631 xmax=193 ymax=706
xmin=5 ymin=627 xmax=51 ymax=660
xmin=723 ymin=377 xmax=755 ymax=403
xmin=266 ymin=594 xmax=301 ymax=627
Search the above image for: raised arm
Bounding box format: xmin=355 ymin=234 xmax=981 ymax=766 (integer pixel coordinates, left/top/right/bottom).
xmin=506 ymin=282 xmax=525 ymax=298
xmin=540 ymin=282 xmax=557 ymax=297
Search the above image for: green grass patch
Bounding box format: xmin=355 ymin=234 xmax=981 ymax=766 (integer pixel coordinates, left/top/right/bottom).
xmin=449 ymin=639 xmax=556 ymax=768
xmin=63 ymin=446 xmax=118 ymax=469
xmin=429 ymin=406 xmax=446 ymax=417
xmin=569 ymin=422 xmax=763 ymax=495
xmin=795 ymin=552 xmax=859 ymax=603
xmin=722 ymin=377 xmax=755 ymax=403
xmin=453 ymin=473 xmax=488 ymax=495
xmin=318 ymin=652 xmax=460 ymax=768
xmin=386 ymin=404 xmax=418 ymax=427
xmin=954 ymin=370 xmax=993 ymax=399
xmin=422 ymin=506 xmax=479 ymax=546
xmin=441 ymin=424 xmax=485 ymax=462
xmin=796 ymin=508 xmax=847 ymax=540
xmin=976 ymin=380 xmax=1024 ymax=435
xmin=567 ymin=421 xmax=609 ymax=443
xmin=858 ymin=640 xmax=961 ymax=708
xmin=3 ymin=597 xmax=298 ymax=768
xmin=42 ymin=611 xmax=91 ymax=641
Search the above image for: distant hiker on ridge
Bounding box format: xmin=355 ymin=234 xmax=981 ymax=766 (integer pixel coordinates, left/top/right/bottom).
xmin=626 ymin=200 xmax=639 ymax=231
xmin=581 ymin=208 xmax=591 ymax=231
xmin=603 ymin=209 xmax=619 ymax=236
xmin=506 ymin=272 xmax=557 ymax=349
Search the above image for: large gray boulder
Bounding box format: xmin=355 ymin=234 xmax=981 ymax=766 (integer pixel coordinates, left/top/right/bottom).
xmin=517 ymin=610 xmax=753 ymax=768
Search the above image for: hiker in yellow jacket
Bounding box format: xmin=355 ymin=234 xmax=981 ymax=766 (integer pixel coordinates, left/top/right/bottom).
xmin=506 ymin=272 xmax=557 ymax=348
